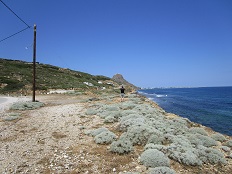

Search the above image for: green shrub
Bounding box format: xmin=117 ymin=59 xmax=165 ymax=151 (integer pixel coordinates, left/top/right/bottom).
xmin=110 ymin=139 xmax=134 ymax=154
xmin=119 ymin=101 xmax=137 ymax=110
xmin=121 ymin=124 xmax=159 ymax=145
xmin=85 ymin=108 xmax=98 ymax=115
xmin=221 ymin=146 xmax=230 ymax=152
xmin=147 ymin=134 xmax=164 ymax=145
xmin=211 ymin=133 xmax=226 ymax=142
xmin=103 ymin=105 xmax=120 ymax=111
xmin=104 ymin=115 xmax=117 ymax=123
xmin=144 ymin=144 xmax=167 ymax=153
xmin=118 ymin=114 xmax=146 ymax=131
xmin=166 ymin=135 xmax=202 ymax=166
xmin=148 ymin=167 xmax=176 ymax=174
xmin=98 ymin=110 xmax=121 ymax=120
xmin=189 ymin=127 xmax=208 ymax=136
xmin=10 ymin=101 xmax=44 ymax=110
xmin=84 ymin=127 xmax=109 ymax=136
xmin=94 ymin=131 xmax=117 ymax=144
xmin=4 ymin=112 xmax=21 ymax=121
xmin=197 ymin=146 xmax=227 ymax=165
xmin=140 ymin=149 xmax=170 ymax=168
xmin=224 ymin=140 xmax=232 ymax=147
xmin=187 ymin=134 xmax=218 ymax=147
xmin=120 ymin=110 xmax=138 ymax=117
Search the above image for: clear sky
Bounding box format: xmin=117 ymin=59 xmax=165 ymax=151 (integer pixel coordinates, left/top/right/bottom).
xmin=1 ymin=0 xmax=232 ymax=88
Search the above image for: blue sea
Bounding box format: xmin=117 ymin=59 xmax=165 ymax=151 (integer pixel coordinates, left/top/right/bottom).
xmin=138 ymin=87 xmax=232 ymax=136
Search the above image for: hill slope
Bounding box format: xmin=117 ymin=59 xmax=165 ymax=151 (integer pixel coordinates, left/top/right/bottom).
xmin=0 ymin=58 xmax=115 ymax=94
xmin=112 ymin=74 xmax=138 ymax=90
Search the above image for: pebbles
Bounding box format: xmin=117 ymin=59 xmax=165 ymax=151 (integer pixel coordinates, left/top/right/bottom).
xmin=0 ymin=94 xmax=232 ymax=174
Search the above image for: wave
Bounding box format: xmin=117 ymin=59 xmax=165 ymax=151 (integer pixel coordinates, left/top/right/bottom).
xmin=138 ymin=91 xmax=167 ymax=98
xmin=156 ymin=94 xmax=167 ymax=98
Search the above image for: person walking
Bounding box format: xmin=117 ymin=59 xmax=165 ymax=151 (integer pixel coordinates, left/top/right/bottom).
xmin=120 ymin=85 xmax=125 ymax=102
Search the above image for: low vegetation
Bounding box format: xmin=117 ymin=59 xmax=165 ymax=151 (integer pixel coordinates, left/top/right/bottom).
xmin=85 ymin=94 xmax=231 ymax=173
xmin=0 ymin=58 xmax=113 ymax=94
xmin=10 ymin=101 xmax=44 ymax=110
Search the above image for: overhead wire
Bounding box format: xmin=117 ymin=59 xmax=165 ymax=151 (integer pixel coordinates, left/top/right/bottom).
xmin=0 ymin=0 xmax=31 ymax=43
xmin=0 ymin=27 xmax=30 ymax=43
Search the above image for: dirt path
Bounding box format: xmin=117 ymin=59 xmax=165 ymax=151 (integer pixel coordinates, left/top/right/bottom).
xmin=0 ymin=95 xmax=144 ymax=174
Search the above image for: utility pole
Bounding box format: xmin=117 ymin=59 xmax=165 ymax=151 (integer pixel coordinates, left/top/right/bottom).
xmin=32 ymin=24 xmax=36 ymax=102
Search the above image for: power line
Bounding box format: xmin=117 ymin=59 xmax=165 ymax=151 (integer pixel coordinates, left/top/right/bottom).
xmin=0 ymin=0 xmax=31 ymax=28
xmin=0 ymin=26 xmax=30 ymax=43
xmin=0 ymin=0 xmax=31 ymax=43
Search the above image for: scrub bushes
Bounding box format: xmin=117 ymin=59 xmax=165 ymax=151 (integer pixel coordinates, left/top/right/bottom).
xmin=84 ymin=127 xmax=109 ymax=137
xmin=85 ymin=108 xmax=98 ymax=115
xmin=10 ymin=101 xmax=44 ymax=110
xmin=118 ymin=114 xmax=147 ymax=131
xmin=110 ymin=139 xmax=134 ymax=154
xmin=147 ymin=134 xmax=164 ymax=145
xmin=224 ymin=140 xmax=232 ymax=147
xmin=120 ymin=124 xmax=160 ymax=145
xmin=85 ymin=127 xmax=117 ymax=144
xmin=197 ymin=145 xmax=227 ymax=164
xmin=166 ymin=135 xmax=202 ymax=166
xmin=140 ymin=149 xmax=170 ymax=168
xmin=148 ymin=167 xmax=176 ymax=174
xmin=211 ymin=133 xmax=226 ymax=142
xmin=4 ymin=112 xmax=21 ymax=121
xmin=84 ymin=94 xmax=228 ymax=172
xmin=187 ymin=134 xmax=218 ymax=147
xmin=94 ymin=131 xmax=117 ymax=144
xmin=189 ymin=127 xmax=208 ymax=136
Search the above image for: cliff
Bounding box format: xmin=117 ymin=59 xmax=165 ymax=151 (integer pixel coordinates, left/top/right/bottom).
xmin=112 ymin=73 xmax=138 ymax=91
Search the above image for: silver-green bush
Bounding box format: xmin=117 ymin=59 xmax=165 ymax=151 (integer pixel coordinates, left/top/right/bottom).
xmin=120 ymin=110 xmax=138 ymax=118
xmin=140 ymin=149 xmax=170 ymax=168
xmin=94 ymin=131 xmax=117 ymax=144
xmin=211 ymin=133 xmax=226 ymax=142
xmin=110 ymin=139 xmax=134 ymax=154
xmin=10 ymin=101 xmax=44 ymax=110
xmin=148 ymin=167 xmax=176 ymax=174
xmin=84 ymin=127 xmax=109 ymax=136
xmin=197 ymin=145 xmax=227 ymax=164
xmin=85 ymin=108 xmax=98 ymax=115
xmin=224 ymin=140 xmax=232 ymax=147
xmin=104 ymin=115 xmax=117 ymax=123
xmin=187 ymin=134 xmax=218 ymax=147
xmin=103 ymin=105 xmax=120 ymax=111
xmin=189 ymin=127 xmax=208 ymax=136
xmin=119 ymin=114 xmax=146 ymax=131
xmin=166 ymin=135 xmax=202 ymax=166
xmin=121 ymin=124 xmax=160 ymax=145
xmin=144 ymin=144 xmax=167 ymax=154
xmin=119 ymin=101 xmax=137 ymax=110
xmin=147 ymin=134 xmax=164 ymax=145
xmin=221 ymin=146 xmax=230 ymax=152
xmin=4 ymin=112 xmax=21 ymax=121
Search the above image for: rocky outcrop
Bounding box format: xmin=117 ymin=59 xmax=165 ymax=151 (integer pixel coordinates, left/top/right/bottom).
xmin=112 ymin=74 xmax=138 ymax=90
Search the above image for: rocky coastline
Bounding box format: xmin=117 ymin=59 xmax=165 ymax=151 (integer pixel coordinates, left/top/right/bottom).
xmin=0 ymin=92 xmax=231 ymax=173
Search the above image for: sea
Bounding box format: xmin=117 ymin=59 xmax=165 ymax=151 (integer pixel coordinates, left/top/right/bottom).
xmin=138 ymin=86 xmax=232 ymax=136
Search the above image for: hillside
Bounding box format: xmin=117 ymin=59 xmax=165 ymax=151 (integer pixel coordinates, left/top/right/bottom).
xmin=112 ymin=74 xmax=138 ymax=90
xmin=0 ymin=58 xmax=127 ymax=94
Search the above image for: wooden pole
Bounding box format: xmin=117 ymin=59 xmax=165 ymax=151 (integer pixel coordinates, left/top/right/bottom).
xmin=32 ymin=24 xmax=36 ymax=102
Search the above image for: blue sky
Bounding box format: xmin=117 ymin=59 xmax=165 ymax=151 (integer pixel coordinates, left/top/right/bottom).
xmin=1 ymin=0 xmax=232 ymax=88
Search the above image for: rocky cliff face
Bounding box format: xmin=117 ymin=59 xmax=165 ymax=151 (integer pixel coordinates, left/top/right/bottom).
xmin=112 ymin=74 xmax=138 ymax=90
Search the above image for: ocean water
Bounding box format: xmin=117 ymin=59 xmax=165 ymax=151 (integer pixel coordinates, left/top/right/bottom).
xmin=138 ymin=87 xmax=232 ymax=136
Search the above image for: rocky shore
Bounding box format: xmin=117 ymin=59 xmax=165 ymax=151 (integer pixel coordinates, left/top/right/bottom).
xmin=0 ymin=92 xmax=231 ymax=173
